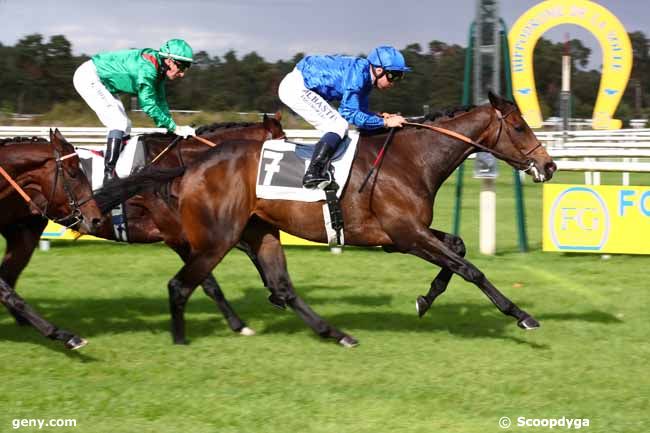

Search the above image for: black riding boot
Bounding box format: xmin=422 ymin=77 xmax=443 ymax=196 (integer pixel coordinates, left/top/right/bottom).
xmin=302 ymin=132 xmax=341 ymax=189
xmin=103 ymin=134 xmax=123 ymax=184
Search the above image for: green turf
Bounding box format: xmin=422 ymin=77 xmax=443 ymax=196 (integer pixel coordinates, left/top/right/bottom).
xmin=0 ymin=166 xmax=648 ymax=433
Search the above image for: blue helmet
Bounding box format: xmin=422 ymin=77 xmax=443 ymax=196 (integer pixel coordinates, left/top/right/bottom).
xmin=367 ymin=46 xmax=411 ymax=72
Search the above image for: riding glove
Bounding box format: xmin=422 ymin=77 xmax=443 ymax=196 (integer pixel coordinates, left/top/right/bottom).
xmin=174 ymin=125 xmax=196 ymax=137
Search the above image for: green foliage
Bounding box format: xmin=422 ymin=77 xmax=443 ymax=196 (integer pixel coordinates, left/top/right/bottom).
xmin=1 ymin=32 xmax=650 ymax=125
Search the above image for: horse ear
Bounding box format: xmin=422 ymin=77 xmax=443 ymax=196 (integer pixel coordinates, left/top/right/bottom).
xmin=49 ymin=128 xmax=55 ymax=142
xmin=488 ymin=91 xmax=501 ymax=107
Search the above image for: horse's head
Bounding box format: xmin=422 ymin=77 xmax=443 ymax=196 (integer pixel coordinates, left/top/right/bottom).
xmin=48 ymin=129 xmax=102 ymax=234
xmin=263 ymin=111 xmax=285 ymax=139
xmin=487 ymin=92 xmax=557 ymax=182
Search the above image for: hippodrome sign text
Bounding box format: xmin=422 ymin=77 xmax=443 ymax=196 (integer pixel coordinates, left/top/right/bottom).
xmin=543 ymin=184 xmax=650 ymax=254
xmin=509 ymin=0 xmax=632 ymax=129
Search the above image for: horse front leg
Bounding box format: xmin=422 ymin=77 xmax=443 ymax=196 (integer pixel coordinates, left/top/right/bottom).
xmin=201 ymin=274 xmax=255 ymax=336
xmin=1 ymin=217 xmax=47 ymax=326
xmin=394 ymin=226 xmax=538 ymax=330
xmin=241 ymin=219 xmax=358 ymax=347
xmin=0 ymin=277 xmax=87 ymax=349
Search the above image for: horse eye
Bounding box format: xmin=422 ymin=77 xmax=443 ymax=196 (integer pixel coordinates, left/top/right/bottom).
xmin=513 ymin=125 xmax=525 ymax=133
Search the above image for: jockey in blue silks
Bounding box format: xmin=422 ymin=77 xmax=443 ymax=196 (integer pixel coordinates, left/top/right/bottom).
xmin=278 ymin=45 xmax=411 ymax=189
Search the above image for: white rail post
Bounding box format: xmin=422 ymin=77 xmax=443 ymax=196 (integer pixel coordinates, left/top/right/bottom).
xmin=479 ymin=178 xmax=497 ymax=255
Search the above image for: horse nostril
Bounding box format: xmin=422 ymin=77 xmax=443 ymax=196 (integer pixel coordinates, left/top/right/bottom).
xmin=92 ymin=218 xmax=102 ymax=227
xmin=546 ymin=161 xmax=557 ymax=174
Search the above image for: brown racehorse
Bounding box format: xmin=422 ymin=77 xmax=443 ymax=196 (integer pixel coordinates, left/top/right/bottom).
xmin=103 ymin=93 xmax=557 ymax=347
xmin=90 ymin=114 xmax=284 ymax=336
xmin=0 ymin=130 xmax=102 ymax=349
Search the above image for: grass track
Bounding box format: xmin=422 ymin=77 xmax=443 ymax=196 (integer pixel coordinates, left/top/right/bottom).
xmin=0 ymin=167 xmax=648 ymax=432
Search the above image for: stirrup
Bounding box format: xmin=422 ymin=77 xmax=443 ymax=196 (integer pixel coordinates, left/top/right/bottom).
xmin=303 ymin=171 xmax=332 ymax=190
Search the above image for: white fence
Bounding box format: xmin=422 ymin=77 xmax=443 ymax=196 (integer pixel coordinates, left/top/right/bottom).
xmin=3 ymin=125 xmax=650 ymax=184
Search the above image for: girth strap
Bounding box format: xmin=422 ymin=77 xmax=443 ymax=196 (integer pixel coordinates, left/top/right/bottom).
xmin=323 ymin=183 xmax=344 ymax=246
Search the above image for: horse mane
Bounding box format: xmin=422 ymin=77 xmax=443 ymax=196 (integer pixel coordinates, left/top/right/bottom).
xmin=195 ymin=122 xmax=258 ymax=135
xmin=94 ymin=165 xmax=185 ymax=214
xmin=136 ymin=122 xmax=260 ymax=141
xmin=0 ymin=136 xmax=49 ymax=147
xmin=421 ymin=105 xmax=477 ymax=122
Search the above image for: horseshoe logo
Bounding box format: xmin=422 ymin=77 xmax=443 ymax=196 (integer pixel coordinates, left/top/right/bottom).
xmin=509 ymin=0 xmax=632 ymax=129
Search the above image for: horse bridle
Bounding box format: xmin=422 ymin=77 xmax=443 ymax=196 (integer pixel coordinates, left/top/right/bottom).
xmin=0 ymin=147 xmax=89 ymax=229
xmin=46 ymin=148 xmax=93 ymax=228
xmin=405 ymin=107 xmax=544 ymax=172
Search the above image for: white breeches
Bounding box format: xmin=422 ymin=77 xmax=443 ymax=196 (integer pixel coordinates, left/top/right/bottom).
xmin=278 ymin=68 xmax=348 ymax=138
xmin=73 ymin=60 xmax=132 ymax=134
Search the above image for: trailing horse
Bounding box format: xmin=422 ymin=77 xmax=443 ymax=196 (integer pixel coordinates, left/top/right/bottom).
xmin=89 ymin=114 xmax=285 ymax=337
xmin=0 ymin=130 xmax=102 ymax=349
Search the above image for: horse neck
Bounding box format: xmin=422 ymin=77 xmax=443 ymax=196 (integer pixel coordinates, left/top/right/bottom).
xmin=0 ymin=144 xmax=53 ymax=202
xmin=416 ymin=107 xmax=493 ymax=192
xmin=0 ymin=143 xmax=52 ymax=176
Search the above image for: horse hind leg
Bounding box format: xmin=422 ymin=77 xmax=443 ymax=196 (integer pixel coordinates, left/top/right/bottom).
xmin=241 ymin=219 xmax=358 ymax=347
xmin=415 ymin=229 xmax=467 ymax=318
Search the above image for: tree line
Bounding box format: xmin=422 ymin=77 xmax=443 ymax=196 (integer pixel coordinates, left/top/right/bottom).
xmin=1 ymin=32 xmax=649 ymax=123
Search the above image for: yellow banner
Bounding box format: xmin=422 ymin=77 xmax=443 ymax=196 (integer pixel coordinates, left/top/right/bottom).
xmin=42 ymin=221 xmax=324 ymax=246
xmin=543 ymin=184 xmax=650 ymax=254
xmin=509 ymin=0 xmax=632 ymax=129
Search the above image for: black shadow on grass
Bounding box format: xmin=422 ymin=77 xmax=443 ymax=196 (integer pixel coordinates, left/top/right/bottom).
xmin=0 ymin=289 xmax=622 ymax=352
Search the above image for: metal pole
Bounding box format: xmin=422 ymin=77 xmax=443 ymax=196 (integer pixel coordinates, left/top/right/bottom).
xmin=453 ymin=21 xmax=475 ymax=236
xmin=500 ymin=19 xmax=528 ymax=252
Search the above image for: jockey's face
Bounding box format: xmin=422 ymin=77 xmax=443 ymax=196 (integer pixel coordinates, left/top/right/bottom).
xmin=164 ymin=58 xmax=186 ymax=80
xmin=372 ymin=67 xmax=395 ymax=90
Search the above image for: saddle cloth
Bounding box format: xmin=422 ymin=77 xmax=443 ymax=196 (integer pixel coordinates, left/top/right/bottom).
xmin=255 ymin=132 xmax=359 ymax=202
xmin=76 ymin=135 xmax=147 ymax=191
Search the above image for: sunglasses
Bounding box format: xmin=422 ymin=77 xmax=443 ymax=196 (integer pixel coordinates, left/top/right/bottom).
xmin=173 ymin=60 xmax=191 ymax=72
xmin=385 ymin=70 xmax=404 ymax=82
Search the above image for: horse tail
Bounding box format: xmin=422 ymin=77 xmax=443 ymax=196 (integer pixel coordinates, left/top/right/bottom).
xmin=94 ymin=166 xmax=185 ymax=214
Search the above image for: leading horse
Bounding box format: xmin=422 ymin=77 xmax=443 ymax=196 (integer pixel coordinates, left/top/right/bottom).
xmin=0 ymin=130 xmax=102 ymax=349
xmin=164 ymin=92 xmax=557 ymax=346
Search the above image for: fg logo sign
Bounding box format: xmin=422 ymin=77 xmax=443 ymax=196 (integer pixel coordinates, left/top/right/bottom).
xmin=549 ymin=187 xmax=609 ymax=251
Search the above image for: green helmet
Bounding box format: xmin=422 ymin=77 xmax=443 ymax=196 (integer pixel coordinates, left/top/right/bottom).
xmin=159 ymin=39 xmax=194 ymax=63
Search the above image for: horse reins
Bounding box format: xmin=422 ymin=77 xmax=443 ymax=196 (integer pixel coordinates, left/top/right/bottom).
xmin=358 ymin=128 xmax=395 ymax=193
xmin=150 ymin=134 xmax=219 ymax=166
xmin=404 ymin=108 xmax=543 ymax=170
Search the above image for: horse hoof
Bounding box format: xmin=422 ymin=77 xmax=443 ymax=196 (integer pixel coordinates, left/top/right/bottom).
xmin=416 ymin=296 xmax=430 ymax=318
xmin=518 ymin=316 xmax=540 ymax=330
xmin=239 ymin=327 xmax=256 ymax=336
xmin=338 ymin=336 xmax=359 ymax=348
xmin=65 ymin=336 xmax=88 ymax=350
xmin=173 ymin=338 xmax=189 ymax=345
xmin=268 ymin=294 xmax=287 ymax=310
